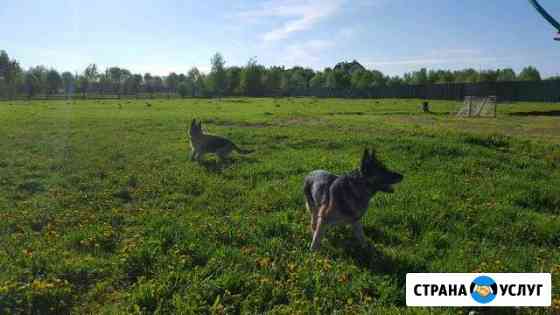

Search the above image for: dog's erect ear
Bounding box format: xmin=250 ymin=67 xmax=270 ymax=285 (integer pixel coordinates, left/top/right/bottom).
xmin=361 ymin=148 xmax=370 ymax=174
xmin=369 ymin=147 xmax=378 ymax=164
xmin=362 ymin=148 xmax=370 ymax=162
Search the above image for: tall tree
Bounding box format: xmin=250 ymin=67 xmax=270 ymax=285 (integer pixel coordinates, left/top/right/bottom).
xmin=23 ymin=72 xmax=40 ymax=98
xmin=152 ymin=76 xmax=164 ymax=94
xmin=478 ymin=70 xmax=499 ymax=82
xmin=77 ymin=64 xmax=98 ymax=97
xmin=209 ymin=53 xmax=226 ymax=97
xmin=144 ymin=73 xmax=153 ymax=96
xmin=309 ymin=72 xmax=326 ymax=89
xmin=226 ymin=66 xmax=242 ymax=96
xmin=351 ymin=70 xmax=374 ymax=89
xmin=61 ymin=72 xmax=75 ymax=95
xmin=177 ymin=82 xmax=189 ymax=98
xmin=496 ymin=68 xmax=516 ymax=82
xmin=187 ymin=67 xmax=203 ymax=97
xmin=287 ymin=71 xmax=307 ymax=92
xmin=240 ymin=58 xmax=264 ymax=96
xmin=518 ymin=66 xmax=541 ymax=81
xmin=166 ymin=72 xmax=179 ymax=94
xmin=46 ymin=69 xmax=62 ymax=95
xmin=0 ymin=50 xmax=22 ymax=98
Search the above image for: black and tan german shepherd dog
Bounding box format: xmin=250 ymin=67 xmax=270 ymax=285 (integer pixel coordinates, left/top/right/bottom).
xmin=303 ymin=148 xmax=403 ymax=251
xmin=188 ymin=119 xmax=254 ymax=162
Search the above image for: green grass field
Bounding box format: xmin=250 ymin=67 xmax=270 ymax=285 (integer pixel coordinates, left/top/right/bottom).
xmin=1 ymin=98 xmax=559 ymax=314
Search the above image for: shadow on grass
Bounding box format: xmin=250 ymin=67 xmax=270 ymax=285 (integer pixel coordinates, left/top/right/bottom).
xmin=329 ymin=228 xmax=427 ymax=306
xmin=196 ymin=156 xmax=259 ymax=173
xmin=427 ymin=111 xmax=452 ymax=116
xmin=509 ymin=110 xmax=560 ymax=117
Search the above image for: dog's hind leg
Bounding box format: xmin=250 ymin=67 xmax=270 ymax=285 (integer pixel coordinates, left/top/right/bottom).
xmin=216 ymin=148 xmax=232 ymax=163
xmin=351 ymin=221 xmax=367 ymax=247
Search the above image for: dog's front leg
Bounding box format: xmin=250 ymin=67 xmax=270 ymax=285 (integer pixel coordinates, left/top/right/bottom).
xmin=310 ymin=217 xmax=326 ymax=251
xmin=310 ymin=211 xmax=318 ymax=234
xmin=351 ymin=221 xmax=367 ymax=247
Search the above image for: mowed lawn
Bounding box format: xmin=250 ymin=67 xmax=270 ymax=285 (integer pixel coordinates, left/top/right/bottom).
xmin=0 ymin=98 xmax=559 ymax=314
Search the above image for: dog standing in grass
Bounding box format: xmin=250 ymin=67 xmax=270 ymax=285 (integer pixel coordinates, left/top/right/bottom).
xmin=188 ymin=119 xmax=254 ymax=162
xmin=303 ymin=149 xmax=403 ymax=251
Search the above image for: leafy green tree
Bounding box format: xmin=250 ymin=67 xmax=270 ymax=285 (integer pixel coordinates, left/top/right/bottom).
xmin=152 ymin=76 xmax=164 ymax=94
xmin=144 ymin=73 xmax=153 ymax=96
xmin=386 ymin=76 xmax=404 ymax=86
xmin=98 ymin=72 xmax=111 ymax=94
xmin=518 ymin=66 xmax=541 ymax=81
xmin=23 ymin=72 xmax=40 ymax=98
xmin=263 ymin=66 xmax=283 ymax=95
xmin=332 ymin=69 xmax=351 ymax=89
xmin=0 ymin=50 xmax=9 ymax=78
xmin=309 ymin=72 xmax=326 ymax=89
xmin=76 ymin=64 xmax=98 ymax=97
xmin=428 ymin=70 xmax=454 ymax=84
xmin=209 ymin=53 xmax=226 ymax=97
xmin=128 ymin=74 xmax=143 ymax=95
xmin=28 ymin=66 xmax=48 ymax=95
xmin=0 ymin=51 xmax=9 ymax=96
xmin=107 ymin=67 xmax=122 ymax=93
xmin=177 ymin=82 xmax=189 ymax=98
xmin=453 ymin=69 xmax=478 ymax=83
xmin=288 ymin=71 xmax=307 ymax=91
xmin=84 ymin=64 xmax=98 ymax=93
xmin=226 ymin=66 xmax=242 ymax=96
xmin=240 ymin=58 xmax=264 ymax=96
xmin=84 ymin=64 xmax=98 ymax=80
xmin=0 ymin=50 xmax=22 ymax=98
xmin=369 ymin=70 xmax=386 ymax=86
xmin=478 ymin=70 xmax=499 ymax=82
xmin=410 ymin=68 xmax=428 ymax=85
xmin=166 ymin=72 xmax=179 ymax=94
xmin=497 ymin=68 xmax=516 ymax=82
xmin=187 ymin=67 xmax=203 ymax=97
xmin=61 ymin=72 xmax=74 ymax=95
xmin=333 ymin=60 xmax=365 ymax=76
xmin=46 ymin=69 xmax=62 ymax=95
xmin=77 ymin=75 xmax=89 ymax=98
xmin=324 ymin=69 xmax=337 ymax=90
xmin=351 ymin=70 xmax=374 ymax=89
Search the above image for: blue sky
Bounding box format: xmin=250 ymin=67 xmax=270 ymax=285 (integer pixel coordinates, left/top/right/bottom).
xmin=2 ymin=0 xmax=559 ymax=77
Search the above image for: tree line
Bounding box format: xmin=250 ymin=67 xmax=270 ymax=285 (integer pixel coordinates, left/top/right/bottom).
xmin=0 ymin=49 xmax=557 ymax=99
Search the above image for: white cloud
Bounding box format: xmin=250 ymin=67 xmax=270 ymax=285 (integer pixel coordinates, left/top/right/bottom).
xmin=365 ymin=49 xmax=501 ymax=69
xmin=240 ymin=0 xmax=343 ymax=41
xmin=282 ymin=39 xmax=336 ymax=66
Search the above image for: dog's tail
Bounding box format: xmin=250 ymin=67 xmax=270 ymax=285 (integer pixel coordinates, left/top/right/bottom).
xmin=233 ymin=143 xmax=254 ymax=154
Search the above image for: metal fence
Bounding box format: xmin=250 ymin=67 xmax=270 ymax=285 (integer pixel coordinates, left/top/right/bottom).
xmin=2 ymin=80 xmax=559 ymax=102
xmin=301 ymin=80 xmax=560 ymax=102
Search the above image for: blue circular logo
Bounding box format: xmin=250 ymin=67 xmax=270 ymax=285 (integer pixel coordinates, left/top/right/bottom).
xmin=470 ymin=276 xmax=497 ymax=304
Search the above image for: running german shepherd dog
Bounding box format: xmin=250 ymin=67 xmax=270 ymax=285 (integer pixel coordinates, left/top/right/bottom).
xmin=188 ymin=119 xmax=254 ymax=162
xmin=303 ymin=148 xmax=403 ymax=251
